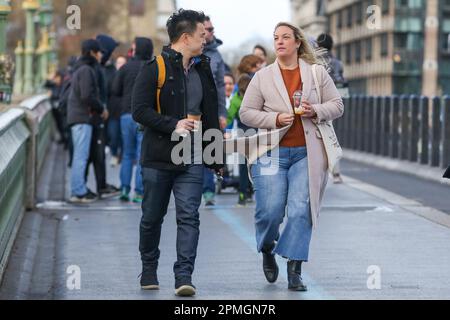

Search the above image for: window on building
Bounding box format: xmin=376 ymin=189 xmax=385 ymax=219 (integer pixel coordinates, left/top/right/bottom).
xmin=394 ymin=33 xmax=424 ymax=51
xmin=395 ymin=0 xmax=423 ymax=8
xmin=129 ymin=0 xmax=145 ymax=16
xmin=380 ymin=33 xmax=389 ymax=57
xmin=443 ymin=34 xmax=450 ymax=53
xmin=439 ymin=57 xmax=450 ymax=94
xmin=337 ymin=10 xmax=343 ymax=29
xmin=440 ymin=76 xmax=450 ymax=95
xmin=346 ymin=43 xmax=352 ymax=64
xmin=355 ymin=3 xmax=362 ymax=24
xmin=409 ymin=0 xmax=423 ymax=8
xmin=365 ymin=38 xmax=373 ymax=60
xmin=335 ymin=45 xmax=342 ymax=60
xmin=316 ymin=0 xmax=326 ymax=16
xmin=393 ymin=76 xmax=421 ymax=94
xmin=346 ymin=6 xmax=353 ymax=28
xmin=355 ymin=41 xmax=362 ymax=63
xmin=382 ymin=0 xmax=390 ymax=14
xmin=442 ymin=18 xmax=450 ymax=52
xmin=445 ymin=0 xmax=450 ymax=9
xmin=395 ymin=17 xmax=423 ymax=32
xmin=348 ymin=78 xmax=367 ymax=95
xmin=394 ymin=59 xmax=421 ymax=74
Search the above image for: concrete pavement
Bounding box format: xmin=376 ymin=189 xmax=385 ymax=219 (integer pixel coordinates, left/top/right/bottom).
xmin=1 ymin=145 xmax=450 ymax=300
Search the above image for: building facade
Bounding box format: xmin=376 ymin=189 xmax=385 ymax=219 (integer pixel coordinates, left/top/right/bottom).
xmin=291 ymin=0 xmax=448 ymax=96
xmin=291 ymin=0 xmax=328 ymax=38
xmin=107 ymin=0 xmax=177 ymax=51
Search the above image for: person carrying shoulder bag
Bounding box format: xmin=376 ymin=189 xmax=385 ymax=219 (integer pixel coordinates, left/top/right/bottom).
xmin=239 ymin=22 xmax=344 ymax=292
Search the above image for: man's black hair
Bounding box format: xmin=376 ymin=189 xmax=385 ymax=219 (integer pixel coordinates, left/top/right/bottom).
xmin=166 ymin=9 xmax=206 ymax=43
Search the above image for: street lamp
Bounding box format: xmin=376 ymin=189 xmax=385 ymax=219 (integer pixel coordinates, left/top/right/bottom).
xmin=36 ymin=0 xmax=53 ymax=90
xmin=13 ymin=41 xmax=24 ymax=96
xmin=22 ymin=0 xmax=40 ymax=95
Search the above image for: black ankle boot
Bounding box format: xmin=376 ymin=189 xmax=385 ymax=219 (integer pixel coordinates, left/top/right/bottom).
xmin=262 ymin=243 xmax=278 ymax=283
xmin=287 ymin=260 xmax=307 ymax=291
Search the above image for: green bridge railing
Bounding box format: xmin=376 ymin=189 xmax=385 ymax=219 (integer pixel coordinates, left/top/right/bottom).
xmin=0 ymin=94 xmax=53 ymax=282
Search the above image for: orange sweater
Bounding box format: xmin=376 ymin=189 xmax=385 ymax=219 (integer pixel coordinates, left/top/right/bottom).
xmin=278 ymin=67 xmax=306 ymax=147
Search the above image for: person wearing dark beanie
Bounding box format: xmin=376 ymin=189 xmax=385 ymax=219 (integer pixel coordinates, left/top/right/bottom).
xmin=81 ymin=39 xmax=102 ymax=57
xmin=96 ymin=34 xmax=120 ymax=66
xmin=85 ymin=34 xmax=121 ymax=199
xmin=316 ymin=33 xmax=334 ymax=51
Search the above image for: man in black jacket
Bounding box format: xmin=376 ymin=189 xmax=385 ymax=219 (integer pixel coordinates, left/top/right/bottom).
xmin=112 ymin=37 xmax=154 ymax=203
xmin=83 ymin=34 xmax=120 ymax=199
xmin=132 ymin=9 xmax=224 ymax=297
xmin=67 ymin=40 xmax=106 ymax=203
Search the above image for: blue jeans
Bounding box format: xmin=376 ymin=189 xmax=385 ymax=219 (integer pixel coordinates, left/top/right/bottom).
xmin=140 ymin=165 xmax=204 ymax=277
xmin=120 ymin=114 xmax=143 ymax=195
xmin=107 ymin=118 xmax=121 ymax=157
xmin=251 ymin=146 xmax=312 ymax=261
xmin=203 ymin=167 xmax=215 ymax=194
xmin=71 ymin=124 xmax=93 ymax=197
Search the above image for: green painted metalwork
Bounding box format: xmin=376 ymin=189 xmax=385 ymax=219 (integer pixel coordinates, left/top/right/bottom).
xmin=13 ymin=42 xmax=24 ymax=96
xmin=23 ymin=0 xmax=40 ymax=95
xmin=0 ymin=0 xmax=11 ymax=54
xmin=36 ymin=109 xmax=53 ymax=173
xmin=0 ymin=111 xmax=30 ymax=271
xmin=0 ymin=1 xmax=12 ymax=103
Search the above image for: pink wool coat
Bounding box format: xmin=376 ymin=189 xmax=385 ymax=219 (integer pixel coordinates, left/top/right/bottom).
xmin=239 ymin=58 xmax=344 ymax=227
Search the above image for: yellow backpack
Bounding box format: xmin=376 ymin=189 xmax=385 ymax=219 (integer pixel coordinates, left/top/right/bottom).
xmin=155 ymin=55 xmax=166 ymax=114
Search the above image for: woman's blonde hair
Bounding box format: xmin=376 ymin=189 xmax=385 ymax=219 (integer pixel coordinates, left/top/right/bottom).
xmin=274 ymin=22 xmax=325 ymax=66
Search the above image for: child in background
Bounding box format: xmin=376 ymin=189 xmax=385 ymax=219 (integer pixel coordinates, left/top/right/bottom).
xmin=227 ymin=74 xmax=253 ymax=206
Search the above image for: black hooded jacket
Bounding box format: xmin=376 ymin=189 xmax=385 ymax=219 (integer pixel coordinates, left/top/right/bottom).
xmin=96 ymin=34 xmax=119 ymax=107
xmin=67 ymin=55 xmax=104 ymax=126
xmin=112 ymin=37 xmax=154 ymax=115
xmin=131 ymin=46 xmax=224 ymax=171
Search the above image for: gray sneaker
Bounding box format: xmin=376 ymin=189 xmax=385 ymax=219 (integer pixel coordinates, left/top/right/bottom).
xmin=69 ymin=190 xmax=97 ymax=204
xmin=175 ymin=277 xmax=196 ymax=297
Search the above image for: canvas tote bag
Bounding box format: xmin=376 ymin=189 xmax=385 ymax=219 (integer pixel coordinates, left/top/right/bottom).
xmin=311 ymin=64 xmax=343 ymax=173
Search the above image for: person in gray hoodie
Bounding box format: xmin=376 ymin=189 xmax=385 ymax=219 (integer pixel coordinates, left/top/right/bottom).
xmin=202 ymin=16 xmax=227 ymax=206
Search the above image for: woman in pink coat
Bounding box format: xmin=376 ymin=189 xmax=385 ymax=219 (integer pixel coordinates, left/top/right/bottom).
xmin=239 ymin=22 xmax=344 ymax=291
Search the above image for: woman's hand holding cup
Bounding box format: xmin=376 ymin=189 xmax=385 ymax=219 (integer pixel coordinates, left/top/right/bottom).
xmin=301 ymin=101 xmax=317 ymax=118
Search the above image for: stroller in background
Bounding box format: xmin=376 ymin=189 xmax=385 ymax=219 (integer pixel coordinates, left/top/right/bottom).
xmin=216 ymin=153 xmax=240 ymax=194
xmin=216 ymin=130 xmax=240 ymax=194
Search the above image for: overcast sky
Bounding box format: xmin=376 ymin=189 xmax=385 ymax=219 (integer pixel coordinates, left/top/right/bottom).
xmin=176 ymin=0 xmax=291 ymax=52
